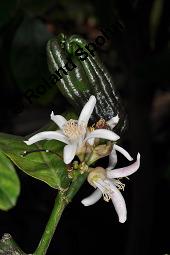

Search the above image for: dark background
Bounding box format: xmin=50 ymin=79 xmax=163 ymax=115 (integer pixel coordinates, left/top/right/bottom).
xmin=0 ymin=0 xmax=170 ymax=254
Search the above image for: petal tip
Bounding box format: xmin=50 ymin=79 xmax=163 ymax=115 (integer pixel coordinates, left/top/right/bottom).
xmin=90 ymin=95 xmax=96 ymax=101
xmin=114 ymin=114 xmax=119 ymax=121
xmin=50 ymin=111 xmax=54 ymax=117
xmin=107 ymin=115 xmax=120 ymax=129
xmin=119 ymin=217 xmax=127 ymax=223
xmin=137 ymin=153 xmax=141 ymax=160
xmin=116 ymin=134 xmax=120 ymax=140
xmin=81 ymin=200 xmax=86 ymax=206
xmin=89 ymin=95 xmax=97 ymax=106
xmin=63 ymin=158 xmax=71 ymax=165
xmin=114 ymin=134 xmax=120 ymax=141
xmin=112 ymin=115 xmax=120 ymax=124
xmin=24 ymin=140 xmax=31 ymax=145
xmin=81 ymin=199 xmax=90 ymax=206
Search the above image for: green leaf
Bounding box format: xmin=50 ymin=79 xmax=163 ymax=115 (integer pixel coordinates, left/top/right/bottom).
xmin=0 ymin=151 xmax=20 ymax=211
xmin=0 ymin=111 xmax=78 ymax=190
xmin=0 ymin=118 xmax=72 ymax=190
xmin=0 ymin=233 xmax=27 ymax=255
xmin=0 ymin=132 xmax=69 ymax=190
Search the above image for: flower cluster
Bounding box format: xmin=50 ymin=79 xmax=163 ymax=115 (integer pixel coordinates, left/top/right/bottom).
xmin=24 ymin=96 xmax=119 ymax=164
xmin=24 ymin=95 xmax=140 ymax=223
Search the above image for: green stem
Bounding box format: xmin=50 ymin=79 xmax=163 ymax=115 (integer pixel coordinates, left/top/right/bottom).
xmin=66 ymin=172 xmax=88 ymax=202
xmin=33 ymin=192 xmax=66 ymax=255
xmin=33 ymin=173 xmax=87 ymax=255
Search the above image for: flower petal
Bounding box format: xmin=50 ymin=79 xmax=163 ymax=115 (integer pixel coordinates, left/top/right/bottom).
xmin=24 ymin=131 xmax=69 ymax=145
xmin=78 ymin=95 xmax=96 ymax=128
xmin=105 ymin=180 xmax=127 ymax=223
xmin=85 ymin=129 xmax=95 ymax=146
xmin=94 ymin=179 xmax=127 ymax=223
xmin=81 ymin=189 xmax=102 ymax=206
xmin=87 ymin=138 xmax=95 ymax=146
xmin=85 ymin=129 xmax=120 ymax=142
xmin=50 ymin=112 xmax=67 ymax=129
xmin=107 ymin=147 xmax=117 ymax=170
xmin=107 ymin=153 xmax=140 ymax=179
xmin=114 ymin=144 xmax=133 ymax=161
xmin=107 ymin=115 xmax=120 ymax=129
xmin=63 ymin=143 xmax=77 ymax=164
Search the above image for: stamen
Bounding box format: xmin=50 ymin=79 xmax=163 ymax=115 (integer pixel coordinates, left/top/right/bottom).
xmin=114 ymin=179 xmax=126 ymax=191
xmin=92 ymin=177 xmax=112 ymax=203
xmin=97 ymin=182 xmax=112 ymax=202
xmin=63 ymin=119 xmax=85 ymax=141
xmin=89 ymin=126 xmax=95 ymax=132
xmin=103 ymin=192 xmax=111 ymax=202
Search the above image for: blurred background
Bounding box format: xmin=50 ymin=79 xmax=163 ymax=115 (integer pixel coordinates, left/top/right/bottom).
xmin=0 ymin=0 xmax=170 ymax=254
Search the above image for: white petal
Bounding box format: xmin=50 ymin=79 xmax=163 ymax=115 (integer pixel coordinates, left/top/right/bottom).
xmin=87 ymin=138 xmax=95 ymax=146
xmin=63 ymin=143 xmax=77 ymax=164
xmin=107 ymin=115 xmax=120 ymax=129
xmin=78 ymin=95 xmax=96 ymax=128
xmin=114 ymin=144 xmax=133 ymax=161
xmin=107 ymin=147 xmax=117 ymax=170
xmin=106 ymin=180 xmax=127 ymax=223
xmin=85 ymin=129 xmax=95 ymax=146
xmin=85 ymin=129 xmax=120 ymax=142
xmin=107 ymin=153 xmax=140 ymax=179
xmin=81 ymin=189 xmax=102 ymax=206
xmin=77 ymin=135 xmax=85 ymax=149
xmin=24 ymin=131 xmax=69 ymax=145
xmin=94 ymin=179 xmax=109 ymax=195
xmin=50 ymin=112 xmax=67 ymax=129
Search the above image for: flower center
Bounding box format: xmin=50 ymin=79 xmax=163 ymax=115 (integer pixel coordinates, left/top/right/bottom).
xmin=63 ymin=119 xmax=85 ymax=141
xmin=87 ymin=167 xmax=106 ymax=188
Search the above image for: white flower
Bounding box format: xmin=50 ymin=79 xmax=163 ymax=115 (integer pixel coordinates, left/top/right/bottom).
xmin=81 ymin=153 xmax=140 ymax=223
xmin=24 ymin=95 xmax=120 ymax=164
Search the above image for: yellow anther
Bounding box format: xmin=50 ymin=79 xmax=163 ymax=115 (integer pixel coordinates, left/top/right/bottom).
xmin=114 ymin=179 xmax=126 ymax=191
xmin=103 ymin=192 xmax=111 ymax=202
xmin=89 ymin=126 xmax=95 ymax=132
xmin=63 ymin=119 xmax=85 ymax=141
